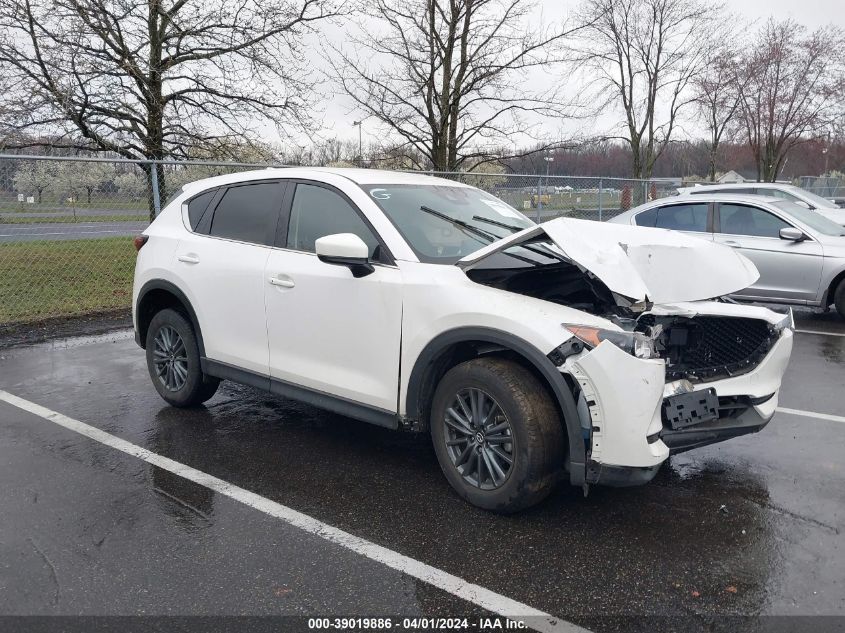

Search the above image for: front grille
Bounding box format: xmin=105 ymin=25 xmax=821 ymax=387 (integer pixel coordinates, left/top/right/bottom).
xmin=639 ymin=315 xmax=776 ymax=381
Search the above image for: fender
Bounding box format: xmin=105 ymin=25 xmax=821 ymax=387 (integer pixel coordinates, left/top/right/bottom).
xmin=135 ymin=279 xmax=205 ymax=357
xmin=405 ymin=327 xmax=586 ymax=486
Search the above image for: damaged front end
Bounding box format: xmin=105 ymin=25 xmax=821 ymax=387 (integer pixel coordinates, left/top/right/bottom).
xmin=459 ymin=217 xmax=794 ymax=486
xmin=548 ymin=308 xmax=793 ymax=486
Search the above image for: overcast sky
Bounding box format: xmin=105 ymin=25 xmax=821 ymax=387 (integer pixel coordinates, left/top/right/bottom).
xmin=297 ymin=0 xmax=845 ymax=150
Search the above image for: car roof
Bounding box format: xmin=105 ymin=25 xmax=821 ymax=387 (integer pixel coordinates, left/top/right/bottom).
xmin=682 ymin=182 xmax=793 ymax=189
xmin=180 ymin=166 xmax=469 ymax=194
xmin=662 ymin=193 xmax=782 ymax=205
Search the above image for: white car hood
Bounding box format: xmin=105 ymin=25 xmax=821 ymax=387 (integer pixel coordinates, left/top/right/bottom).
xmin=458 ymin=218 xmax=760 ymax=305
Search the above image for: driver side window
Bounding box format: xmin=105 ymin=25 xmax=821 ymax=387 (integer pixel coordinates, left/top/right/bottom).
xmin=286 ymin=183 xmax=380 ymax=258
xmin=718 ymin=203 xmax=790 ymax=238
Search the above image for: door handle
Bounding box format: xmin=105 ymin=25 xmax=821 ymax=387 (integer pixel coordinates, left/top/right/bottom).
xmin=723 ymin=240 xmax=740 ymax=247
xmin=268 ymin=275 xmax=295 ymax=288
xmin=177 ymin=254 xmax=200 ymax=264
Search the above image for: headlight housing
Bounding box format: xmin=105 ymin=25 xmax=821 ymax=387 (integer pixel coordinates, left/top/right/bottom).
xmin=564 ymin=324 xmax=658 ymax=359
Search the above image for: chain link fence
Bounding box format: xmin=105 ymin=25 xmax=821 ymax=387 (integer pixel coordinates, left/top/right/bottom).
xmin=799 ymin=175 xmax=845 ymax=202
xmin=0 ymin=154 xmax=672 ymax=328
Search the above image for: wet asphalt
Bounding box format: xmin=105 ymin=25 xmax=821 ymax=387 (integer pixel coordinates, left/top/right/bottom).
xmin=0 ymin=310 xmax=843 ymax=632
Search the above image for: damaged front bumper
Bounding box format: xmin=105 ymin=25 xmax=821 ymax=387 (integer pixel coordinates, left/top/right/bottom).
xmin=560 ymin=323 xmax=793 ymax=488
xmin=659 ymin=328 xmax=792 ymax=453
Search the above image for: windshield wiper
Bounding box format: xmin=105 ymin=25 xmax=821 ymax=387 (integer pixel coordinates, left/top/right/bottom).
xmin=419 ymin=205 xmax=539 ymax=265
xmin=472 ymin=215 xmax=566 ymax=262
xmin=419 ymin=205 xmax=501 ymax=242
xmin=472 ymin=215 xmax=528 ymax=233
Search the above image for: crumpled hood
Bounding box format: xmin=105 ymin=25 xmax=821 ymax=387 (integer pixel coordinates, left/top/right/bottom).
xmin=458 ymin=218 xmax=760 ymax=306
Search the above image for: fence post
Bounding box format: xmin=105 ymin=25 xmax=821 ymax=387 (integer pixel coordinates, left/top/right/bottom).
xmin=598 ymin=178 xmax=603 ymax=221
xmin=150 ymin=160 xmax=161 ymax=217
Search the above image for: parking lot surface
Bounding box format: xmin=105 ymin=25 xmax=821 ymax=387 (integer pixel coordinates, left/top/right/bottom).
xmin=0 ymin=310 xmax=843 ymax=632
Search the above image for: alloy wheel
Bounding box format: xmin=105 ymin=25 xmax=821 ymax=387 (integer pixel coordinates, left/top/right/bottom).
xmin=443 ymin=387 xmax=514 ymax=490
xmin=152 ymin=325 xmax=188 ymax=392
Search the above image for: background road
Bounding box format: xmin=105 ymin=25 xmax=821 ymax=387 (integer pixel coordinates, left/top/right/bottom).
xmin=0 ymin=221 xmax=148 ymax=242
xmin=0 ymin=314 xmax=843 ymax=632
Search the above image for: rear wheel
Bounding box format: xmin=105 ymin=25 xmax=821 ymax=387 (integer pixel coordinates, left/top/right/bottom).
xmin=430 ymin=358 xmax=564 ymax=513
xmin=145 ymin=308 xmax=219 ymax=407
xmin=834 ymin=280 xmax=845 ymax=319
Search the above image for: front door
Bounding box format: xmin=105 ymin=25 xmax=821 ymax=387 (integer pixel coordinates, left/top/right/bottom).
xmin=713 ymin=202 xmax=824 ymax=303
xmin=265 ymin=182 xmax=403 ymax=413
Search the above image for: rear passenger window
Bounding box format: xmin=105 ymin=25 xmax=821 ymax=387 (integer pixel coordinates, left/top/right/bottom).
xmin=286 ymin=184 xmax=380 ymax=258
xmin=634 ymin=208 xmax=658 ymax=227
xmin=208 ymin=183 xmax=281 ymax=245
xmin=187 ymin=189 xmax=216 ymax=231
xmin=652 ymin=203 xmax=708 ymax=232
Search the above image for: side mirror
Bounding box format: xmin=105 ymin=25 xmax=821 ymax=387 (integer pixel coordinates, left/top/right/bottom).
xmin=315 ymin=233 xmax=375 ymax=278
xmin=779 ymin=227 xmax=806 ymax=242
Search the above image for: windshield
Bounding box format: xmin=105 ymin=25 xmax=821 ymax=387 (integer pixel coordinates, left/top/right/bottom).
xmin=786 ymin=186 xmax=840 ymax=209
xmin=772 ymin=201 xmax=845 ymax=236
xmin=362 ymin=184 xmax=535 ymax=263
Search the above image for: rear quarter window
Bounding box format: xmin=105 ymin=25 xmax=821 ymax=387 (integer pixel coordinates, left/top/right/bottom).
xmin=187 ymin=189 xmax=217 ymax=231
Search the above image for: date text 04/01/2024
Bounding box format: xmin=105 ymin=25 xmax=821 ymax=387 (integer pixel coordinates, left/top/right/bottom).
xmin=307 ymin=617 xmax=527 ymax=630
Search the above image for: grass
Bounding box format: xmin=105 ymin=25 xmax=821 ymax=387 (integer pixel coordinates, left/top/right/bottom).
xmin=0 ymin=237 xmax=137 ymax=324
xmin=0 ymin=214 xmax=148 ymax=224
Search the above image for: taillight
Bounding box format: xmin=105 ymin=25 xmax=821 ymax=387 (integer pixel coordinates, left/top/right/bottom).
xmin=133 ymin=235 xmax=149 ymax=252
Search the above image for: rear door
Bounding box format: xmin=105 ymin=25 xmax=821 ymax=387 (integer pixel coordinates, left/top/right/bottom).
xmin=713 ymin=202 xmax=824 ymax=303
xmin=174 ymin=180 xmax=285 ymax=374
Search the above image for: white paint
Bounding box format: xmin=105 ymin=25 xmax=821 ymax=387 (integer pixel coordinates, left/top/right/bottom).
xmin=0 ymin=389 xmax=589 ymax=633
xmin=777 ymin=407 xmax=845 ymax=425
xmin=459 ymin=217 xmax=759 ymax=305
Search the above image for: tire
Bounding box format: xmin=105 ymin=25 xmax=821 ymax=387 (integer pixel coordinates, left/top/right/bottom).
xmin=430 ymin=357 xmax=565 ymax=513
xmin=145 ymin=308 xmax=219 ymax=407
xmin=834 ymin=280 xmax=845 ymax=319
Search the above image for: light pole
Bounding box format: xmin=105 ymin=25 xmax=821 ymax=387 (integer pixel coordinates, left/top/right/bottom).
xmin=353 ymin=120 xmax=363 ymax=166
xmin=536 ymin=154 xmax=554 ymax=222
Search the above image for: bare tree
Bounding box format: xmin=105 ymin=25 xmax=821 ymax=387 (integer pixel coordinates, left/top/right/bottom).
xmin=328 ymin=0 xmax=582 ymax=172
xmin=572 ymin=0 xmax=726 ymax=179
xmin=0 ymin=0 xmax=340 ymax=218
xmin=735 ymin=19 xmax=845 ymax=182
xmin=693 ymin=49 xmax=745 ymax=181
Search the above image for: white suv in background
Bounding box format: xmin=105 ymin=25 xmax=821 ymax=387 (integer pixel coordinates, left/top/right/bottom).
xmin=678 ymin=182 xmax=845 ymax=226
xmin=133 ymin=169 xmax=794 ymax=512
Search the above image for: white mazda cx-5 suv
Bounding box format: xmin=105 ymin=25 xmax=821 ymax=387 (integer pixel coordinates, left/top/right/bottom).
xmin=133 ymin=168 xmax=794 ymax=512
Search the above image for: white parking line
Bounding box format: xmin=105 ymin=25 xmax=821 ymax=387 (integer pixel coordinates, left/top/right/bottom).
xmin=777 ymin=407 xmax=845 ymax=425
xmin=794 ymin=329 xmax=845 ymax=338
xmin=0 ymin=389 xmax=588 ymax=633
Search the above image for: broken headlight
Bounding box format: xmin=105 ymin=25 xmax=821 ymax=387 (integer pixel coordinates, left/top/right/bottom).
xmin=564 ymin=324 xmax=658 ymax=360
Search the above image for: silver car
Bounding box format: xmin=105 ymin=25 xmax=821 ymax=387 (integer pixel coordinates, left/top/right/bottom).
xmin=610 ymin=193 xmax=845 ymax=318
xmin=677 ymin=183 xmax=845 ymax=226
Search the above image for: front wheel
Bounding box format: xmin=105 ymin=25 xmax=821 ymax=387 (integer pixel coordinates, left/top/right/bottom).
xmin=145 ymin=308 xmax=219 ymax=407
xmin=834 ymin=280 xmax=845 ymax=319
xmin=430 ymin=358 xmax=564 ymax=513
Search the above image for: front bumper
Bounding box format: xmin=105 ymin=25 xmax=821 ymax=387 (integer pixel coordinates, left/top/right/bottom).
xmin=564 ymin=327 xmax=793 ymax=487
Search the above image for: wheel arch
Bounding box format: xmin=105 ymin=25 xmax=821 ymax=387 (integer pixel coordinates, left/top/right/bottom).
xmin=823 ymin=269 xmax=845 ymax=309
xmin=405 ymin=327 xmax=586 ymax=486
xmin=136 ymin=280 xmax=205 ymax=356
